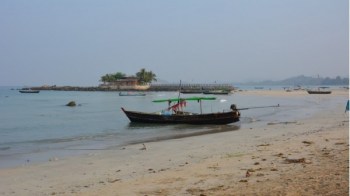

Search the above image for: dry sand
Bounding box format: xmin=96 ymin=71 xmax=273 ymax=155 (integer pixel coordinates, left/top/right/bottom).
xmin=0 ymin=89 xmax=348 ymax=196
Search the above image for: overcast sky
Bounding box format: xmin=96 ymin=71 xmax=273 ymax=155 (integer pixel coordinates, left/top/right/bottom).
xmin=0 ymin=0 xmax=348 ymax=86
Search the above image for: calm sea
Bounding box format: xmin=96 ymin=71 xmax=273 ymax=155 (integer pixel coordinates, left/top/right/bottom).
xmin=0 ymin=86 xmax=346 ymax=168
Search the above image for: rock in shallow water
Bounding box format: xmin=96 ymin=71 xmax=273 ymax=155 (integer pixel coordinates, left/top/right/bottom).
xmin=66 ymin=101 xmax=76 ymax=107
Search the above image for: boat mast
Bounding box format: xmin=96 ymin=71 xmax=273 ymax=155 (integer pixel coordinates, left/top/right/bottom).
xmin=178 ymin=80 xmax=182 ymax=112
xmin=178 ymin=80 xmax=181 ymax=101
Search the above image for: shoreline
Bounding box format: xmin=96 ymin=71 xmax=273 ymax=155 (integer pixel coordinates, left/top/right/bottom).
xmin=29 ymin=83 xmax=235 ymax=92
xmin=24 ymin=84 xmax=349 ymax=92
xmin=0 ymin=90 xmax=348 ymax=195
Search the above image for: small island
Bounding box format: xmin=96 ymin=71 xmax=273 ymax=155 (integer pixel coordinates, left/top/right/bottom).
xmin=30 ymin=68 xmax=236 ymax=92
xmin=29 ymin=74 xmax=348 ymax=92
xmin=31 ymin=68 xmax=158 ymax=91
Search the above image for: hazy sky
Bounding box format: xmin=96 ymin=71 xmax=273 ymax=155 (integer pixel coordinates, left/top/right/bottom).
xmin=0 ymin=0 xmax=348 ymax=86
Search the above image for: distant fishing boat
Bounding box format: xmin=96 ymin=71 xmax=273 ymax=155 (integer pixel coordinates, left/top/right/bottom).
xmin=119 ymin=92 xmax=146 ymax=96
xmin=202 ymin=90 xmax=231 ymax=95
xmin=19 ymin=89 xmax=40 ymax=93
xmin=180 ymin=89 xmax=203 ymax=94
xmin=307 ymin=87 xmax=331 ymax=94
xmin=121 ymin=96 xmax=240 ymax=125
xmin=307 ymin=90 xmax=331 ymax=94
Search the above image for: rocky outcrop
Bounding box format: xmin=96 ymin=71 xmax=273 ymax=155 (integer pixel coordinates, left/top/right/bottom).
xmin=66 ymin=101 xmax=76 ymax=107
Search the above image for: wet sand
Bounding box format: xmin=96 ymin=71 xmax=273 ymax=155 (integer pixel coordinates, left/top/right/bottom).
xmin=0 ymin=89 xmax=348 ymax=195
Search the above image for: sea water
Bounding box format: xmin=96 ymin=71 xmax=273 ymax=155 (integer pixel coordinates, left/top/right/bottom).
xmin=0 ymin=86 xmax=346 ymax=168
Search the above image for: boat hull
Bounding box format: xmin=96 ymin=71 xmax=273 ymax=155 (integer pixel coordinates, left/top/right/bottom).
xmin=19 ymin=90 xmax=40 ymax=93
xmin=203 ymin=91 xmax=230 ymax=95
xmin=121 ymin=108 xmax=240 ymax=125
xmin=180 ymin=91 xmax=203 ymax=94
xmin=307 ymin=90 xmax=331 ymax=94
xmin=119 ymin=92 xmax=146 ymax=96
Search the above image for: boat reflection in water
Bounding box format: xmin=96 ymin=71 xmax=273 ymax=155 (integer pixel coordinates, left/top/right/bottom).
xmin=125 ymin=122 xmax=241 ymax=144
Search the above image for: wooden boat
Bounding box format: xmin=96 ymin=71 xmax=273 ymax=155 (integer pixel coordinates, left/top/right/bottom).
xmin=119 ymin=92 xmax=146 ymax=96
xmin=202 ymin=90 xmax=230 ymax=95
xmin=121 ymin=96 xmax=240 ymax=125
xmin=307 ymin=87 xmax=331 ymax=94
xmin=19 ymin=89 xmax=40 ymax=93
xmin=180 ymin=90 xmax=203 ymax=94
xmin=307 ymin=90 xmax=331 ymax=94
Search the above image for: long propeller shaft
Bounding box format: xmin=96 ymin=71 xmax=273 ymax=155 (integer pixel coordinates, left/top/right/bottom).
xmin=238 ymin=104 xmax=280 ymax=110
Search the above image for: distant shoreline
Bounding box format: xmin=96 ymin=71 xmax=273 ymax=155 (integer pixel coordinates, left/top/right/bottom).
xmin=29 ymin=83 xmax=236 ymax=92
xmin=26 ymin=83 xmax=349 ymax=92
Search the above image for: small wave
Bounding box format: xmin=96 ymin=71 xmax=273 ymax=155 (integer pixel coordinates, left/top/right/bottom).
xmin=126 ymin=124 xmax=241 ymax=146
xmin=240 ymin=117 xmax=259 ymax=124
xmin=0 ymin=147 xmax=10 ymax=151
xmin=1 ymin=134 xmax=109 ymax=146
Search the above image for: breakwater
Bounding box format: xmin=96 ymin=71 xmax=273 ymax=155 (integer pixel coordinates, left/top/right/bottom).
xmin=31 ymin=85 xmax=148 ymax=91
xmin=30 ymin=83 xmax=235 ymax=92
xmin=150 ymin=83 xmax=235 ymax=91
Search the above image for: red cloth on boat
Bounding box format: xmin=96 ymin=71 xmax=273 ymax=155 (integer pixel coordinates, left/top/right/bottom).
xmin=168 ymin=101 xmax=186 ymax=111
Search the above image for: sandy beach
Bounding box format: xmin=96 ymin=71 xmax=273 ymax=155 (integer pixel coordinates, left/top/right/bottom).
xmin=0 ymin=89 xmax=348 ymax=196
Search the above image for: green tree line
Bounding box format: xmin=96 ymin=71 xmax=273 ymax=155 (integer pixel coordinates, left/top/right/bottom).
xmin=100 ymin=68 xmax=157 ymax=85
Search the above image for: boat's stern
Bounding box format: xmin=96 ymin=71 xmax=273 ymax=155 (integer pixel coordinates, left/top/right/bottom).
xmin=230 ymin=104 xmax=241 ymax=120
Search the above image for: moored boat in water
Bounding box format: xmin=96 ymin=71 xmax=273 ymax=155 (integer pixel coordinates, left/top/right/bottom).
xmin=119 ymin=92 xmax=146 ymax=96
xmin=202 ymin=90 xmax=231 ymax=95
xmin=307 ymin=87 xmax=331 ymax=94
xmin=180 ymin=90 xmax=203 ymax=94
xmin=19 ymin=89 xmax=40 ymax=93
xmin=307 ymin=90 xmax=332 ymax=94
xmin=121 ymin=96 xmax=240 ymax=125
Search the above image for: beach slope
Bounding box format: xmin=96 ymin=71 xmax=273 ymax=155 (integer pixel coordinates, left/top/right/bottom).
xmin=0 ymin=90 xmax=348 ymax=195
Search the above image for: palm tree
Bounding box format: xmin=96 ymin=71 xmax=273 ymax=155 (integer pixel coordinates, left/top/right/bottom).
xmin=112 ymin=72 xmax=126 ymax=81
xmin=100 ymin=74 xmax=113 ymax=83
xmin=100 ymin=72 xmax=126 ymax=83
xmin=136 ymin=68 xmax=157 ymax=85
xmin=101 ymin=69 xmax=156 ymax=85
xmin=146 ymin=71 xmax=157 ymax=83
xmin=136 ymin=68 xmax=146 ymax=84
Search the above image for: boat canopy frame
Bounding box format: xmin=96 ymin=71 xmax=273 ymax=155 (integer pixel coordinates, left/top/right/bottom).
xmin=152 ymin=96 xmax=216 ymax=103
xmin=153 ymin=96 xmax=217 ymax=114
